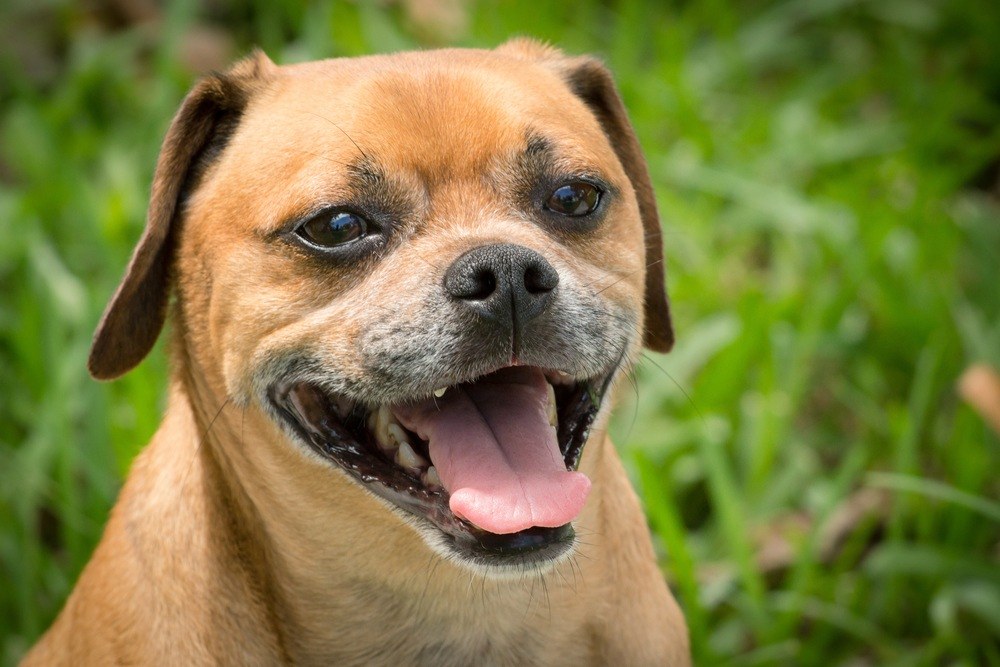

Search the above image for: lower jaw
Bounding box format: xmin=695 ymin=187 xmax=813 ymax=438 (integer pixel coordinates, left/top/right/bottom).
xmin=437 ymin=523 xmax=577 ymax=571
xmin=361 ymin=523 xmax=566 ymax=580
xmin=327 ymin=464 xmax=583 ymax=570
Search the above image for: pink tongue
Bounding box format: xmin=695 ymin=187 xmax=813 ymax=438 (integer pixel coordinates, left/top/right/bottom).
xmin=392 ymin=367 xmax=590 ymax=534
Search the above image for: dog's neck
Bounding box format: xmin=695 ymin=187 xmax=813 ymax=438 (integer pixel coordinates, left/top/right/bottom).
xmin=158 ymin=353 xmax=609 ymax=663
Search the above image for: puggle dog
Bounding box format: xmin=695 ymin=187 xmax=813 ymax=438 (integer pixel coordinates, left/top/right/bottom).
xmin=26 ymin=39 xmax=689 ymax=665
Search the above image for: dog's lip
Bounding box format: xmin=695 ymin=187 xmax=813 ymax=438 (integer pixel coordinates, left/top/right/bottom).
xmin=265 ymin=363 xmax=610 ymax=562
xmin=269 ymin=366 xmax=579 ymax=407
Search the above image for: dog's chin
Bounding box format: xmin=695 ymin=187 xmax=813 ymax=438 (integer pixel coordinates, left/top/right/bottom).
xmin=266 ymin=364 xmax=612 ymax=574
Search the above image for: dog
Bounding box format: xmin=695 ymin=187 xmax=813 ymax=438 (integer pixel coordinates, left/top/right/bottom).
xmin=25 ymin=39 xmax=690 ymax=665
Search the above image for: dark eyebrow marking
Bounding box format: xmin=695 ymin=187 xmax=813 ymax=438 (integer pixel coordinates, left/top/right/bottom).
xmin=346 ymin=157 xmax=388 ymax=189
xmin=342 ymin=156 xmax=417 ymax=224
xmin=520 ymin=130 xmax=617 ymax=191
xmin=515 ymin=131 xmax=559 ymax=177
xmin=525 ymin=133 xmax=552 ymax=157
xmin=265 ymin=152 xmax=419 ymax=244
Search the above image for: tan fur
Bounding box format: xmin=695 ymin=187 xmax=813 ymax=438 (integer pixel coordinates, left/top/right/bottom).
xmin=26 ymin=42 xmax=689 ymax=666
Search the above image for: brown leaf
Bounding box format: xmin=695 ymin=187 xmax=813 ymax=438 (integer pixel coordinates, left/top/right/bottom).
xmin=958 ymin=364 xmax=1000 ymax=436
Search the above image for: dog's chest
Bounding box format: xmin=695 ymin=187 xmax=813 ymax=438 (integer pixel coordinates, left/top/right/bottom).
xmin=289 ymin=582 xmax=596 ymax=666
xmin=304 ymin=630 xmax=591 ymax=667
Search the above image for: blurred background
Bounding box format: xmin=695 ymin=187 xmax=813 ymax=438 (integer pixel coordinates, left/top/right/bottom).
xmin=2 ymin=0 xmax=999 ymax=664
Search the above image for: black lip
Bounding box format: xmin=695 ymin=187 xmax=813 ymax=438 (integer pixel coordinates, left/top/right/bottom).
xmin=267 ymin=367 xmax=606 ymax=564
xmin=463 ymin=524 xmax=576 ymax=558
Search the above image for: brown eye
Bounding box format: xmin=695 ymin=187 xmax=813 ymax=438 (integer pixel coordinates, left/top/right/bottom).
xmin=545 ymin=182 xmax=601 ymax=217
xmin=297 ymin=210 xmax=367 ymax=247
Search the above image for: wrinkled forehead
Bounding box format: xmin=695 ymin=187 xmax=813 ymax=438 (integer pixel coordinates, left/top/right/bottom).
xmin=237 ymin=52 xmax=615 ymax=182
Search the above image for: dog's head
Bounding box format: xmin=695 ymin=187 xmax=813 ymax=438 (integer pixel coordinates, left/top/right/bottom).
xmin=88 ymin=40 xmax=673 ymax=572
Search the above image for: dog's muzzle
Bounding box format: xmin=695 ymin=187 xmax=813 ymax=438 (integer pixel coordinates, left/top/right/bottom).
xmin=267 ymin=244 xmax=621 ymax=569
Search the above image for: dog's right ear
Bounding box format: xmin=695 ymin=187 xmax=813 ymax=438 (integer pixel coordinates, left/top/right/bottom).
xmin=88 ymin=50 xmax=275 ymax=381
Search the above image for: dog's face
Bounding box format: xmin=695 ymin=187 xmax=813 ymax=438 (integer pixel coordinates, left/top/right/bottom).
xmin=88 ymin=41 xmax=673 ymax=574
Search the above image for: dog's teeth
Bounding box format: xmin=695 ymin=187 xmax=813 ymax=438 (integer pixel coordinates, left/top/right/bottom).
xmin=370 ymin=405 xmax=387 ymax=435
xmin=395 ymin=441 xmax=427 ymax=475
xmin=433 ymin=387 xmax=447 ymax=398
xmin=422 ymin=466 xmax=442 ymax=489
xmin=386 ymin=423 xmax=409 ymax=448
xmin=374 ymin=430 xmax=395 ymax=455
xmin=370 ymin=406 xmax=397 ymax=454
xmin=546 ymin=381 xmax=557 ymax=429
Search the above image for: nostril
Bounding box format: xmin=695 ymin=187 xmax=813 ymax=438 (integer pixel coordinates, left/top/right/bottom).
xmin=468 ymin=268 xmax=497 ymax=300
xmin=524 ymin=263 xmax=559 ymax=295
xmin=445 ymin=258 xmax=499 ymax=301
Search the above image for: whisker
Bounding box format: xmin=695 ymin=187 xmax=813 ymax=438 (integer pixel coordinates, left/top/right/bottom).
xmin=593 ymin=258 xmax=665 ymax=297
xmin=302 ymin=111 xmax=372 ymax=162
xmin=180 ymin=396 xmax=233 ymax=490
xmin=640 ymin=353 xmax=704 ymax=422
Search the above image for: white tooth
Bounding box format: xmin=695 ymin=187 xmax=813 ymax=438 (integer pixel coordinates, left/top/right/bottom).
xmin=375 ymin=427 xmax=395 ymax=454
xmin=374 ymin=409 xmax=385 ymax=442
xmin=433 ymin=387 xmax=447 ymax=398
xmin=372 ymin=406 xmax=397 ymax=454
xmin=546 ymin=381 xmax=557 ymax=429
xmin=422 ymin=466 xmax=442 ymax=489
xmin=387 ymin=423 xmax=409 ymax=448
xmin=547 ymin=370 xmax=574 ymax=386
xmin=395 ymin=441 xmax=427 ymax=474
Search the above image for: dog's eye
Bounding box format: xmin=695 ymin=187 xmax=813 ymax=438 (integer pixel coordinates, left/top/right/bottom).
xmin=296 ymin=210 xmax=367 ymax=247
xmin=545 ymin=182 xmax=601 ymax=217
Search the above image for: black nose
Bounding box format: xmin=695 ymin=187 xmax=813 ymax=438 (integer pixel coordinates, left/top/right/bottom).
xmin=444 ymin=243 xmax=559 ymax=344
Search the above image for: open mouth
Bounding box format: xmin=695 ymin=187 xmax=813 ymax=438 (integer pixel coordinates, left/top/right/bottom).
xmin=268 ymin=365 xmax=610 ymax=567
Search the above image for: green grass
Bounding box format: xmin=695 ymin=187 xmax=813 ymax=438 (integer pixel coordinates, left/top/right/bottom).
xmin=2 ymin=0 xmax=999 ymax=664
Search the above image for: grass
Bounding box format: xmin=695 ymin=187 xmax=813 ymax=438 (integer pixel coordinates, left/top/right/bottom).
xmin=1 ymin=0 xmax=999 ymax=664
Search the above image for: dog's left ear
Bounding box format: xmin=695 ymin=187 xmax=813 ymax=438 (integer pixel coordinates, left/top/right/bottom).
xmin=560 ymin=56 xmax=675 ymax=352
xmin=88 ymin=50 xmax=277 ymax=380
xmin=499 ymin=39 xmax=674 ymax=352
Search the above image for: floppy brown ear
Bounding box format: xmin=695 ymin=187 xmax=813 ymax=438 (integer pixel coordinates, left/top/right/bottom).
xmin=560 ymin=56 xmax=674 ymax=352
xmin=88 ymin=50 xmax=276 ymax=380
xmin=500 ymin=39 xmax=674 ymax=352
